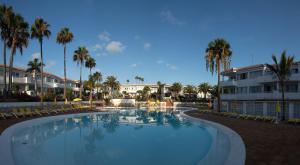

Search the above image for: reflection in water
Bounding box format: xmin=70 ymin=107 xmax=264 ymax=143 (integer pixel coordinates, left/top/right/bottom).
xmin=11 ymin=109 xmax=230 ymax=165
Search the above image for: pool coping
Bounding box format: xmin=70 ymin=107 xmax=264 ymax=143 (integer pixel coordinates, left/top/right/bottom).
xmin=0 ymin=109 xmax=245 ymax=165
xmin=182 ymin=111 xmax=246 ymax=165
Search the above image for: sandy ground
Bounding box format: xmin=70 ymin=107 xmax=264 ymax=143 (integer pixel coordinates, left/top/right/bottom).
xmin=185 ymin=110 xmax=300 ymax=165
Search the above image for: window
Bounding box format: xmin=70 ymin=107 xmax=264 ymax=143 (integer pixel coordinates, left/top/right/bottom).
xmin=237 ymin=87 xmax=247 ymax=94
xmin=249 ymin=70 xmax=262 ymax=78
xmin=286 ymin=83 xmax=298 ymax=93
xmin=264 ymin=83 xmax=276 ymax=93
xmin=237 ymin=73 xmax=247 ymax=80
xmin=223 ymin=87 xmax=235 ymax=94
xmin=249 ymin=86 xmax=262 ymax=93
xmin=291 ymin=68 xmax=299 ymax=74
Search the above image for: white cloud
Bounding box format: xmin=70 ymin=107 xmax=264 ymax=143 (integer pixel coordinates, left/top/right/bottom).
xmin=160 ymin=9 xmax=185 ymax=26
xmin=156 ymin=60 xmax=164 ymax=64
xmin=98 ymin=31 xmax=111 ymax=42
xmin=144 ymin=42 xmax=151 ymax=50
xmin=91 ymin=44 xmax=102 ymax=52
xmin=45 ymin=60 xmax=56 ymax=69
xmin=105 ymin=41 xmax=126 ymax=54
xmin=166 ymin=63 xmax=177 ymax=70
xmin=31 ymin=52 xmax=40 ymax=59
xmin=130 ymin=63 xmax=138 ymax=67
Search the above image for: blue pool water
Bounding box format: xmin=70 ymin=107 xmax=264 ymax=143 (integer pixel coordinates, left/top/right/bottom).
xmin=10 ymin=109 xmax=230 ymax=165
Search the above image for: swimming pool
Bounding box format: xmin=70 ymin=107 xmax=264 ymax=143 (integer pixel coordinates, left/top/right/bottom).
xmin=0 ymin=109 xmax=245 ymax=165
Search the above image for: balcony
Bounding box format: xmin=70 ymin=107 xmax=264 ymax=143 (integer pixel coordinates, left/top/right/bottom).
xmin=221 ymin=92 xmax=300 ymax=100
xmin=220 ymin=80 xmax=237 ymax=86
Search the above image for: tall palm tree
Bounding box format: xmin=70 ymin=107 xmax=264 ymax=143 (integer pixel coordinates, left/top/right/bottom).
xmin=169 ymin=82 xmax=182 ymax=101
xmin=56 ymin=27 xmax=74 ymax=103
xmin=31 ymin=17 xmax=51 ymax=105
xmin=103 ymin=76 xmax=120 ymax=97
xmin=26 ymin=58 xmax=42 ymax=96
xmin=0 ymin=4 xmax=14 ymax=96
xmin=93 ymin=71 xmax=102 ymax=99
xmin=73 ymin=46 xmax=89 ymax=99
xmin=135 ymin=76 xmax=139 ymax=84
xmin=157 ymin=81 xmax=165 ymax=101
xmin=266 ymin=51 xmax=294 ymax=121
xmin=7 ymin=14 xmax=29 ymax=95
xmin=205 ymin=38 xmax=232 ymax=112
xmin=85 ymin=56 xmax=96 ymax=102
xmin=85 ymin=56 xmax=96 ymax=77
xmin=198 ymin=82 xmax=212 ymax=101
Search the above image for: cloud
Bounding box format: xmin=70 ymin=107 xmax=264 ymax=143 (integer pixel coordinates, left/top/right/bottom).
xmin=98 ymin=31 xmax=111 ymax=42
xmin=31 ymin=52 xmax=40 ymax=59
xmin=144 ymin=42 xmax=151 ymax=50
xmin=166 ymin=63 xmax=177 ymax=70
xmin=105 ymin=41 xmax=126 ymax=54
xmin=45 ymin=60 xmax=56 ymax=69
xmin=160 ymin=9 xmax=185 ymax=26
xmin=91 ymin=44 xmax=102 ymax=52
xmin=130 ymin=63 xmax=138 ymax=67
xmin=156 ymin=60 xmax=164 ymax=64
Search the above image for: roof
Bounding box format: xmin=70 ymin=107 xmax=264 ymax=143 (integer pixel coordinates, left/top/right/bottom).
xmin=0 ymin=64 xmax=79 ymax=83
xmin=222 ymin=61 xmax=300 ymax=75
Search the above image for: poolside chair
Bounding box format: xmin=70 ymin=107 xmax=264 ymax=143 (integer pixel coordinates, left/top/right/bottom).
xmin=0 ymin=112 xmax=9 ymax=119
xmin=11 ymin=108 xmax=24 ymax=118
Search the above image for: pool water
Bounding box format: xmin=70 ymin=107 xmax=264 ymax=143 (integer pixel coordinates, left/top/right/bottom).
xmin=11 ymin=109 xmax=230 ymax=165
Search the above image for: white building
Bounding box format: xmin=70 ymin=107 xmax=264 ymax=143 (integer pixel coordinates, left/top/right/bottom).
xmin=120 ymin=84 xmax=171 ymax=96
xmin=219 ymin=62 xmax=300 ymax=118
xmin=0 ymin=64 xmax=80 ymax=95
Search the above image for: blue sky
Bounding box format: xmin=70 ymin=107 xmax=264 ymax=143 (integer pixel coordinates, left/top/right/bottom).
xmin=1 ymin=0 xmax=300 ymax=85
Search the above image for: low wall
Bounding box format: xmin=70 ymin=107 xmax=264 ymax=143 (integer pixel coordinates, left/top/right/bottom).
xmin=220 ymin=100 xmax=300 ymax=119
xmin=0 ymin=101 xmax=90 ymax=109
xmin=111 ymin=99 xmax=135 ymax=107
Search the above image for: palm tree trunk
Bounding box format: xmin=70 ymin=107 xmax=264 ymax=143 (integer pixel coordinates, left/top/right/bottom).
xmin=8 ymin=46 xmax=14 ymax=96
xmin=3 ymin=42 xmax=7 ymax=97
xmin=89 ymin=68 xmax=92 ymax=104
xmin=40 ymin=41 xmax=44 ymax=108
xmin=64 ymin=44 xmax=67 ymax=103
xmin=217 ymin=56 xmax=221 ymax=112
xmin=79 ymin=62 xmax=83 ymax=99
xmin=34 ymin=71 xmax=37 ymax=96
xmin=281 ymin=81 xmax=285 ymax=121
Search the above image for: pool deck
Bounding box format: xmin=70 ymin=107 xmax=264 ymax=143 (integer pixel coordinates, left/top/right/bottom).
xmin=1 ymin=109 xmax=299 ymax=165
xmin=186 ymin=110 xmax=300 ymax=165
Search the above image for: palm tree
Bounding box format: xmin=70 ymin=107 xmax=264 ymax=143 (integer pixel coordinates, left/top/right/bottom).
xmin=7 ymin=14 xmax=29 ymax=95
xmin=169 ymin=82 xmax=182 ymax=101
xmin=0 ymin=5 xmax=14 ymax=96
xmin=56 ymin=27 xmax=74 ymax=103
xmin=135 ymin=76 xmax=139 ymax=84
xmin=31 ymin=17 xmax=51 ymax=106
xmin=126 ymin=79 xmax=129 ymax=84
xmin=26 ymin=58 xmax=42 ymax=96
xmin=198 ymin=82 xmax=212 ymax=101
xmin=85 ymin=56 xmax=96 ymax=102
xmin=156 ymin=81 xmax=165 ymax=101
xmin=92 ymin=71 xmax=102 ymax=99
xmin=103 ymin=76 xmax=120 ymax=97
xmin=266 ymin=51 xmax=294 ymax=121
xmin=205 ymin=38 xmax=232 ymax=112
xmin=73 ymin=46 xmax=89 ymax=99
xmin=184 ymin=85 xmax=196 ymax=94
xmin=85 ymin=56 xmax=96 ymax=76
xmin=142 ymin=86 xmax=151 ymax=100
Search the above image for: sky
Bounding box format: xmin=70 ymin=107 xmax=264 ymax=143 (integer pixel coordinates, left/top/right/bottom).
xmin=0 ymin=0 xmax=300 ymax=85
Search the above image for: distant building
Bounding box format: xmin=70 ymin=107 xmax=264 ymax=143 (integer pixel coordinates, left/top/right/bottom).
xmin=0 ymin=64 xmax=80 ymax=95
xmin=120 ymin=83 xmax=171 ymax=96
xmin=219 ymin=62 xmax=300 ymax=118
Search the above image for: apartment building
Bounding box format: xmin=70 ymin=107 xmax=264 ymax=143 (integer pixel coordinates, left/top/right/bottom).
xmin=120 ymin=84 xmax=171 ymax=96
xmin=219 ymin=62 xmax=300 ymax=118
xmin=0 ymin=64 xmax=80 ymax=95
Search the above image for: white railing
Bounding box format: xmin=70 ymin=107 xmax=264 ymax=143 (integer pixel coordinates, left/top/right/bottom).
xmin=221 ymin=92 xmax=300 ymax=100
